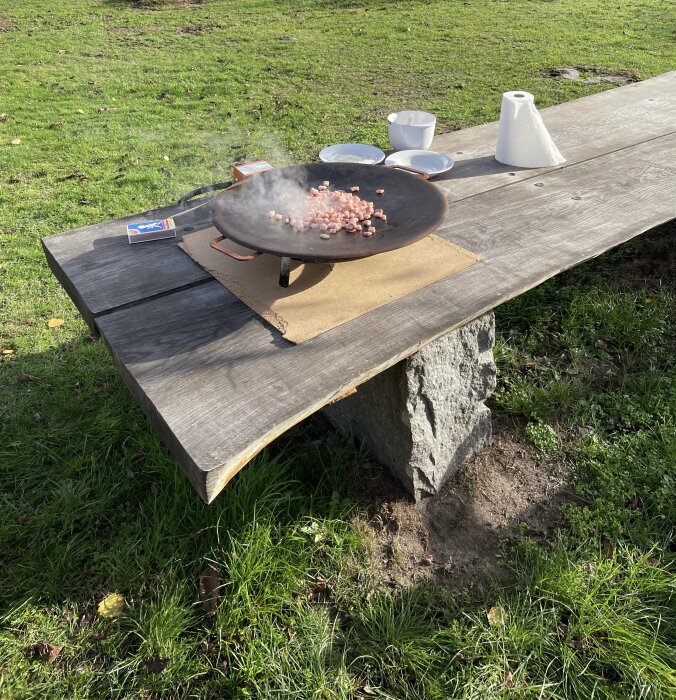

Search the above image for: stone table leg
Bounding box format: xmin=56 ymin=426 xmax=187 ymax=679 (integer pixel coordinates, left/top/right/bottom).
xmin=323 ymin=312 xmax=497 ymax=500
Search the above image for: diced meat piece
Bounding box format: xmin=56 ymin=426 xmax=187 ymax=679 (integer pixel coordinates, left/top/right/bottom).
xmin=265 ymin=184 xmax=387 ymax=238
xmin=320 ymin=233 xmax=331 ymax=240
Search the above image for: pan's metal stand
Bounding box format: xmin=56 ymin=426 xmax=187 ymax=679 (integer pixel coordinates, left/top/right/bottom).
xmin=279 ymin=257 xmax=291 ymax=287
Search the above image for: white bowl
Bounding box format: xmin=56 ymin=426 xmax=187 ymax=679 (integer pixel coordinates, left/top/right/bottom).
xmin=319 ymin=143 xmax=386 ymax=165
xmin=387 ymin=110 xmax=436 ymax=150
xmin=385 ymin=150 xmax=455 ymax=177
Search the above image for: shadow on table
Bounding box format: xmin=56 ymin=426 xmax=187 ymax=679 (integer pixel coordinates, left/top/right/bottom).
xmin=434 ymin=155 xmax=531 ymax=183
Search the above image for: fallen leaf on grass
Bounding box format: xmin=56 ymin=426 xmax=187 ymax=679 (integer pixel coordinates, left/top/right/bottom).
xmin=503 ymin=670 xmax=515 ymax=687
xmin=11 ymin=138 xmax=21 ymax=146
xmin=76 ymin=109 xmax=84 ymax=114
xmin=34 ymin=642 xmax=63 ymax=662
xmin=199 ymin=565 xmax=220 ymax=616
xmin=358 ymin=684 xmax=377 ymax=696
xmin=48 ymin=318 xmax=65 ymax=328
xmin=97 ymin=593 xmax=125 ymax=618
xmin=2 ymin=348 xmax=14 ymax=355
xmin=145 ymin=655 xmax=168 ymax=674
xmin=77 ymin=611 xmax=94 ymax=628
xmin=487 ymin=605 xmax=506 ymax=627
xmin=601 ymin=537 xmax=614 ymax=559
xmin=18 ymin=373 xmax=41 ymax=382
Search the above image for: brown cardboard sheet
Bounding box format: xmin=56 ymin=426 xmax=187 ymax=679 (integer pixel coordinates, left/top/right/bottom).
xmin=180 ymin=227 xmax=481 ymax=344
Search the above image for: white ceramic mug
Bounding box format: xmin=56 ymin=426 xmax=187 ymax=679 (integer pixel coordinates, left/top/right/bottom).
xmin=388 ymin=110 xmax=436 ymax=150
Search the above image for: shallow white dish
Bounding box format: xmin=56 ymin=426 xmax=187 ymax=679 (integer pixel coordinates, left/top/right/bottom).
xmin=319 ymin=143 xmax=386 ymax=165
xmin=385 ymin=150 xmax=455 ymax=177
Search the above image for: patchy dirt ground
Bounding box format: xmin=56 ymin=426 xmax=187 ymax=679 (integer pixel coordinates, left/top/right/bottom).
xmin=350 ymin=417 xmax=575 ymax=590
xmin=538 ymin=65 xmax=640 ymax=85
xmin=298 ymin=227 xmax=674 ymax=590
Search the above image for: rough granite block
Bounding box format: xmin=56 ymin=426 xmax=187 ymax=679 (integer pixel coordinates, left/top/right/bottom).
xmin=323 ymin=312 xmax=496 ymax=499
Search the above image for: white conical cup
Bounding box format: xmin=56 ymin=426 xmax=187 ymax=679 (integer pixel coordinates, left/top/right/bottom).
xmin=495 ymin=91 xmax=565 ymax=168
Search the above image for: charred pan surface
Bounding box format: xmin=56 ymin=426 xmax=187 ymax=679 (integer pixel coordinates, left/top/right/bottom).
xmin=211 ymin=163 xmax=449 ymax=261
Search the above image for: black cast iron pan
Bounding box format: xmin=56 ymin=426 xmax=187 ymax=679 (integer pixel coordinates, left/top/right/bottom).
xmin=210 ymin=163 xmax=449 ymax=263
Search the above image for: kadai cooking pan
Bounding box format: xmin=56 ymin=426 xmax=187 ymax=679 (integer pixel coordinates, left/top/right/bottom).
xmin=209 ymin=163 xmax=449 ymax=267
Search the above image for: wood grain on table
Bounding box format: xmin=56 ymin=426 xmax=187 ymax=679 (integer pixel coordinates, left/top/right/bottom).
xmin=44 ymin=72 xmax=676 ymax=501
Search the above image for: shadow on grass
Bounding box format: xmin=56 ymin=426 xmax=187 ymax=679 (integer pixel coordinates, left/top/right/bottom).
xmin=0 ymin=222 xmax=674 ymax=696
xmin=2 ymin=219 xmax=674 ymax=611
xmin=0 ymin=334 xmax=570 ymax=615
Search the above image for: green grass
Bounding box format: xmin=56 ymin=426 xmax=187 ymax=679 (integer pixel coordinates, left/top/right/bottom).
xmin=1 ymin=0 xmax=675 ymax=697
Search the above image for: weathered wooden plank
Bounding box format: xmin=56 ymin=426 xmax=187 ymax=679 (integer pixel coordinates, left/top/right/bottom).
xmin=41 ymin=201 xmax=214 ymax=329
xmin=96 ymin=132 xmax=676 ymax=502
xmin=43 ymin=72 xmax=676 ymax=324
xmin=431 ymin=70 xmax=676 ymax=199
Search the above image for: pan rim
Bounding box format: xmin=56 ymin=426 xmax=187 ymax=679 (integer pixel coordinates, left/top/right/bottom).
xmin=211 ymin=163 xmax=449 ymax=261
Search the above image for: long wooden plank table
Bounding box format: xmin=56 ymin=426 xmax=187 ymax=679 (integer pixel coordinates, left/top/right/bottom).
xmin=43 ymin=72 xmax=676 ymax=502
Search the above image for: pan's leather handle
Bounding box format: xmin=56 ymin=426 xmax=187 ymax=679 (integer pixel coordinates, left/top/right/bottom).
xmin=209 ymin=236 xmax=262 ymax=261
xmin=387 ymin=164 xmax=430 ymax=180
